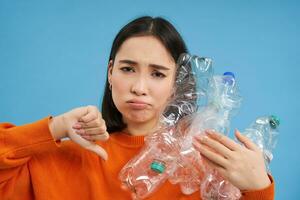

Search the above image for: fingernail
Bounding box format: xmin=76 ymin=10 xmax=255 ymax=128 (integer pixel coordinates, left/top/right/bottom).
xmin=192 ymin=139 xmax=198 ymax=146
xmin=73 ymin=124 xmax=81 ymax=129
xmin=76 ymin=129 xmax=85 ymax=134
xmin=209 ymin=129 xmax=216 ymax=133
xmin=193 ymin=135 xmax=202 ymax=142
xmin=205 ymin=130 xmax=211 ymax=135
xmin=200 ymin=135 xmax=209 ymax=142
xmin=192 ymin=140 xmax=201 ymax=149
xmin=194 ymin=136 xmax=202 ymax=142
xmin=82 ymin=135 xmax=90 ymax=140
xmin=103 ymin=155 xmax=108 ymax=161
xmin=192 ymin=137 xmax=198 ymax=143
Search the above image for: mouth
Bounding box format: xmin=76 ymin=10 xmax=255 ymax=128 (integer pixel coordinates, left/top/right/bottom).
xmin=126 ymin=100 xmax=150 ymax=110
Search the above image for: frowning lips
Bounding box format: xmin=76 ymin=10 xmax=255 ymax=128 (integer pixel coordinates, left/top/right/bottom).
xmin=126 ymin=99 xmax=151 ymax=109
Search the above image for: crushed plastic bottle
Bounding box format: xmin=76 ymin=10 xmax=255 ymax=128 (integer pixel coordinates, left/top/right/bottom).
xmin=200 ymin=173 xmax=241 ymax=200
xmin=241 ymin=115 xmax=280 ymax=168
xmin=200 ymin=115 xmax=280 ymax=200
xmin=118 ymin=126 xmax=180 ymax=199
xmin=171 ymin=72 xmax=242 ymax=198
xmin=162 ymin=53 xmax=214 ymax=126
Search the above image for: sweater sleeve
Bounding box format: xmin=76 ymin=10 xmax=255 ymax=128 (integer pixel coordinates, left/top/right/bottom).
xmin=241 ymin=175 xmax=274 ymax=200
xmin=0 ymin=117 xmax=61 ymax=170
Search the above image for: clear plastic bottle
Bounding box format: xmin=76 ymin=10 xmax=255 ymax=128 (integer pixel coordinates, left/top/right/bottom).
xmin=118 ymin=127 xmax=180 ymax=199
xmin=200 ymin=115 xmax=280 ymax=200
xmin=118 ymin=53 xmax=214 ymax=199
xmin=200 ymin=172 xmax=241 ymax=200
xmin=241 ymin=115 xmax=280 ymax=168
xmin=171 ymin=72 xmax=242 ymax=197
xmin=162 ymin=53 xmax=214 ymax=126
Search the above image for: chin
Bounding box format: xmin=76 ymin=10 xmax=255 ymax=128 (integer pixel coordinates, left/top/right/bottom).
xmin=124 ymin=112 xmax=156 ymax=124
xmin=128 ymin=115 xmax=153 ymax=123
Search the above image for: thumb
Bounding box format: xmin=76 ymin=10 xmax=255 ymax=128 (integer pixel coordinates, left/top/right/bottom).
xmin=68 ymin=129 xmax=108 ymax=160
xmin=84 ymin=143 xmax=108 ymax=161
xmin=235 ymin=129 xmax=258 ymax=151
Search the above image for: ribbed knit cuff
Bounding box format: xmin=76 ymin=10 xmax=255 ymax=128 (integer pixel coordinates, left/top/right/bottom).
xmin=241 ymin=175 xmax=274 ymax=200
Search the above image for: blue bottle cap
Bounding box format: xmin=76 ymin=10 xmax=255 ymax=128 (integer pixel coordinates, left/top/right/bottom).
xmin=223 ymin=71 xmax=235 ymax=85
xmin=223 ymin=71 xmax=235 ymax=78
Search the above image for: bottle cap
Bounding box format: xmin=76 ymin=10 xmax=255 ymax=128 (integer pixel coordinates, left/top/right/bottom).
xmin=223 ymin=71 xmax=235 ymax=78
xmin=223 ymin=71 xmax=235 ymax=85
xmin=150 ymin=160 xmax=166 ymax=173
xmin=270 ymin=115 xmax=280 ymax=129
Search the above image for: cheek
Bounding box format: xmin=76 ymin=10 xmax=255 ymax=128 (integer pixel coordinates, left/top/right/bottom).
xmin=111 ymin=69 xmax=131 ymax=92
xmin=111 ymin=76 xmax=129 ymax=107
xmin=112 ymin=78 xmax=128 ymax=94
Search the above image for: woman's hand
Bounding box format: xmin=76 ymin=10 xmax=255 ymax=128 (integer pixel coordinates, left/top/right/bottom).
xmin=192 ymin=129 xmax=271 ymax=191
xmin=49 ymin=105 xmax=109 ymax=160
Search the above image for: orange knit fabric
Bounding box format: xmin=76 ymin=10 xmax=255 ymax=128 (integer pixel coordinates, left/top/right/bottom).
xmin=0 ymin=117 xmax=274 ymax=200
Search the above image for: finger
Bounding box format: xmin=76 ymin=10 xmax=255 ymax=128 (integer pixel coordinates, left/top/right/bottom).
xmin=235 ymin=129 xmax=259 ymax=151
xmin=72 ymin=123 xmax=82 ymax=129
xmin=77 ymin=119 xmax=106 ymax=129
xmin=68 ymin=131 xmax=108 ymax=160
xmin=203 ymin=155 xmax=227 ymax=178
xmin=206 ymin=130 xmax=241 ymax=151
xmin=77 ymin=126 xmax=107 ymax=135
xmin=73 ymin=114 xmax=106 ymax=129
xmin=86 ymin=144 xmax=108 ymax=160
xmin=194 ymin=133 xmax=232 ymax=159
xmin=192 ymin=139 xmax=229 ymax=168
xmin=80 ymin=107 xmax=100 ymax=123
xmin=81 ymin=133 xmax=109 ymax=141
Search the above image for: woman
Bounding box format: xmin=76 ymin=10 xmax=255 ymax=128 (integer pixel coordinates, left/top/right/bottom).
xmin=0 ymin=16 xmax=274 ymax=199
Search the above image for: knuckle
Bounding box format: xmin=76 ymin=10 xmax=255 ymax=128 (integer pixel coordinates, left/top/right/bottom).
xmin=100 ymin=126 xmax=107 ymax=133
xmin=89 ymin=114 xmax=97 ymax=120
xmin=215 ymin=133 xmax=223 ymax=141
xmin=96 ymin=135 xmax=105 ymax=141
xmin=95 ymin=120 xmax=102 ymax=127
xmin=87 ymin=106 xmax=98 ymax=114
xmin=104 ymin=133 xmax=109 ymax=140
xmin=88 ymin=105 xmax=97 ymax=109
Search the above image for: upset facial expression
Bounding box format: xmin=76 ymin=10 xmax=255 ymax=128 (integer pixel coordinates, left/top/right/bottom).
xmin=108 ymin=35 xmax=176 ymax=127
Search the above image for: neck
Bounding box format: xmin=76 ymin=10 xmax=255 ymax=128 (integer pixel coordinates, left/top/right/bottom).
xmin=123 ymin=119 xmax=159 ymax=136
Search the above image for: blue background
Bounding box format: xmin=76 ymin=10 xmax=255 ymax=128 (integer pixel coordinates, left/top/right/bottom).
xmin=0 ymin=0 xmax=299 ymax=199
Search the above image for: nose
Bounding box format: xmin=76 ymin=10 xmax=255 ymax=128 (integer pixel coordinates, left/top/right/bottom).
xmin=131 ymin=76 xmax=148 ymax=96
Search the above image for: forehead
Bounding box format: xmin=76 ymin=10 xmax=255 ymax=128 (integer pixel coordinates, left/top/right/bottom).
xmin=115 ymin=36 xmax=175 ymax=69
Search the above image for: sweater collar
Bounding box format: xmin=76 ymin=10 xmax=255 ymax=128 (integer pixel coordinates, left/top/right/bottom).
xmin=109 ymin=132 xmax=145 ymax=147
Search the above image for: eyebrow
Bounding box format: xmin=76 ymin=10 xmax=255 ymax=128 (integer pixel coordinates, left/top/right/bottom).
xmin=119 ymin=59 xmax=171 ymax=70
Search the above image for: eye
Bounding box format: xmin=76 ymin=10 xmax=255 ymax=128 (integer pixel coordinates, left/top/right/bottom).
xmin=152 ymin=71 xmax=166 ymax=78
xmin=120 ymin=66 xmax=135 ymax=72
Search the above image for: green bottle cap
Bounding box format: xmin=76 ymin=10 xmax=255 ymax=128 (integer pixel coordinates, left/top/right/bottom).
xmin=270 ymin=115 xmax=280 ymax=129
xmin=150 ymin=160 xmax=166 ymax=173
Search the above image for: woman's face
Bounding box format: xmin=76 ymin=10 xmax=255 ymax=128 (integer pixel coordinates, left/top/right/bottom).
xmin=108 ymin=35 xmax=176 ymax=128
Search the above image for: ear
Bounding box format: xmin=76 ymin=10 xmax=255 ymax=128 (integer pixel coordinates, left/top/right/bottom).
xmin=108 ymin=60 xmax=113 ymax=85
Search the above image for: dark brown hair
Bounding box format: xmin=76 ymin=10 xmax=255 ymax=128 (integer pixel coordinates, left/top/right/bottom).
xmin=101 ymin=16 xmax=188 ymax=133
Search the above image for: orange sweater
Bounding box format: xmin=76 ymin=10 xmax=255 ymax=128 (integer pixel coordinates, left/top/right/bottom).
xmin=0 ymin=117 xmax=274 ymax=200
